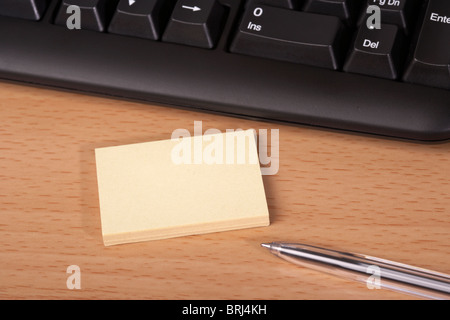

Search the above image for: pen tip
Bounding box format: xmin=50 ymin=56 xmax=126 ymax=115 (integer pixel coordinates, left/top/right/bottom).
xmin=261 ymin=243 xmax=271 ymax=249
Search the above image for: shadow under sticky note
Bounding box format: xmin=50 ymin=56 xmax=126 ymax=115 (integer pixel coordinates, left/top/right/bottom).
xmin=95 ymin=129 xmax=270 ymax=246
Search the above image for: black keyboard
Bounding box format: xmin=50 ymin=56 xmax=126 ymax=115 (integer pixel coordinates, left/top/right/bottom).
xmin=0 ymin=0 xmax=449 ymax=141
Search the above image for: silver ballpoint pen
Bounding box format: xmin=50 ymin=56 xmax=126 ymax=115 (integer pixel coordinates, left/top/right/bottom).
xmin=261 ymin=242 xmax=450 ymax=300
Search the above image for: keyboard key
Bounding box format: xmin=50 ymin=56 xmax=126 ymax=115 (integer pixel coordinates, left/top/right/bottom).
xmin=246 ymin=0 xmax=303 ymax=10
xmin=360 ymin=0 xmax=420 ymax=34
xmin=230 ymin=5 xmax=348 ymax=69
xmin=403 ymin=0 xmax=450 ymax=90
xmin=55 ymin=0 xmax=118 ymax=32
xmin=162 ymin=0 xmax=225 ymax=48
xmin=0 ymin=0 xmax=48 ymax=20
xmin=303 ymin=0 xmax=362 ymax=25
xmin=108 ymin=0 xmax=173 ymax=40
xmin=344 ymin=25 xmax=405 ymax=80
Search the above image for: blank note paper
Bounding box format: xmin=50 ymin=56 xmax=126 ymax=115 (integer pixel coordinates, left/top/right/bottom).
xmin=95 ymin=129 xmax=270 ymax=246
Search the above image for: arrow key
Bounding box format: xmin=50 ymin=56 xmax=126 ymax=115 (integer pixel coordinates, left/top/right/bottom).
xmin=108 ymin=0 xmax=175 ymax=40
xmin=162 ymin=0 xmax=226 ymax=49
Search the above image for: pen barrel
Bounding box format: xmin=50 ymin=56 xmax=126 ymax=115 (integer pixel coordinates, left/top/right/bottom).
xmin=268 ymin=243 xmax=450 ymax=300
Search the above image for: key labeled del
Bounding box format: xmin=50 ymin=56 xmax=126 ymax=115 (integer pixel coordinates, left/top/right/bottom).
xmin=344 ymin=24 xmax=406 ymax=80
xmin=363 ymin=39 xmax=379 ymax=49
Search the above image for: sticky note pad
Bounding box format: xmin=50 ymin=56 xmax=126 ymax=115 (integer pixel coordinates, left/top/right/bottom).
xmin=95 ymin=129 xmax=270 ymax=246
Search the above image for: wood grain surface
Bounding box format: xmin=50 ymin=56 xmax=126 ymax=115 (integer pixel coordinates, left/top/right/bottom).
xmin=0 ymin=81 xmax=449 ymax=300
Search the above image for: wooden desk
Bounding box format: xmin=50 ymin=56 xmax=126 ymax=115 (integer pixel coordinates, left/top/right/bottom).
xmin=0 ymin=82 xmax=448 ymax=300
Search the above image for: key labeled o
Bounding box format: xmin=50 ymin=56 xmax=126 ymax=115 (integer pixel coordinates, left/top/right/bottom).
xmin=253 ymin=7 xmax=263 ymax=17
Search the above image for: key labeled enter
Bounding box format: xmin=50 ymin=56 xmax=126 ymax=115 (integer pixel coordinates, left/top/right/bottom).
xmin=403 ymin=0 xmax=450 ymax=89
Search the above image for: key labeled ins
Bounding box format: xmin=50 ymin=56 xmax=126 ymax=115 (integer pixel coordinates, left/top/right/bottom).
xmin=247 ymin=7 xmax=263 ymax=31
xmin=231 ymin=5 xmax=346 ymax=70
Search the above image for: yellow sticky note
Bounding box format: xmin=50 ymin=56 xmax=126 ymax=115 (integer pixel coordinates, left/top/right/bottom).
xmin=95 ymin=129 xmax=270 ymax=246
